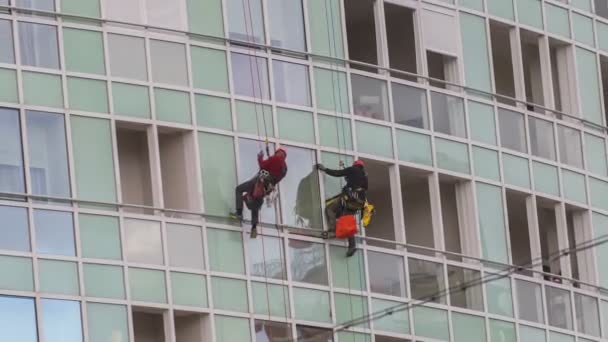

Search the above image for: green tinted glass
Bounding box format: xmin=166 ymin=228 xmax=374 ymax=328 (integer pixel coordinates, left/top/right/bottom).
xmin=314 ymin=68 xmax=349 ymax=113
xmin=278 ymin=108 xmax=314 ymax=144
xmin=0 ymin=256 xmax=33 ymax=291
xmin=68 ymin=77 xmax=109 ymax=113
xmin=87 ymin=303 xmax=129 ymax=342
xmin=476 ymin=182 xmax=508 ymax=263
xmin=585 ymin=134 xmax=608 ymax=177
xmin=576 ymin=47 xmax=603 ymax=125
xmin=187 ymin=0 xmax=224 ymax=38
xmin=573 ymin=13 xmax=594 ymax=46
xmin=330 ymin=246 xmax=365 ymax=290
xmin=318 ymin=114 xmax=353 ymax=150
xmin=517 ymin=0 xmax=542 ymax=29
xmin=488 ymin=0 xmax=514 ymax=20
xmin=195 ymin=94 xmax=232 ymax=130
xmin=356 ymin=121 xmax=393 ymax=158
xmin=308 ymin=0 xmax=344 ymax=59
xmin=212 ymin=277 xmax=248 ymax=312
xmin=112 ymin=83 xmax=150 ymax=119
xmin=0 ymin=68 xmax=17 ymax=103
xmin=502 ymin=154 xmax=530 ymax=188
xmin=590 ymin=178 xmax=608 ymax=211
xmin=129 ymin=268 xmax=167 ymax=303
xmin=562 ymin=170 xmax=587 ymax=204
xmin=460 ymin=13 xmax=492 ymax=94
xmin=171 ymin=272 xmax=207 ymax=307
xmin=396 ymin=130 xmax=432 ymax=166
xmin=61 ymin=0 xmax=101 ymax=17
xmin=293 ymin=287 xmax=331 ymax=323
xmin=63 ymin=28 xmax=105 ymax=74
xmin=23 ymin=72 xmax=63 ymax=108
xmin=532 ymin=161 xmax=559 ymax=196
xmin=38 ymin=259 xmax=79 ymax=295
xmin=235 ymin=101 xmax=274 ymax=137
xmin=436 ymin=138 xmax=470 ymax=174
xmin=413 ymin=306 xmax=449 ymax=341
xmin=251 ymin=282 xmax=289 ymax=317
xmin=468 ymin=101 xmax=496 ymax=145
xmin=545 ymin=3 xmax=570 ymax=38
xmin=198 ymin=133 xmax=236 ymax=216
xmin=452 ymin=312 xmax=485 ymax=342
xmin=191 ymin=46 xmax=229 ymax=92
xmin=473 ymin=147 xmax=500 ymax=181
xmin=371 ymin=298 xmax=409 ymax=334
xmin=83 ymin=263 xmax=125 ymax=299
xmin=154 ymin=88 xmax=191 ymax=124
xmin=207 ymin=228 xmax=244 ymax=274
xmin=215 ymin=316 xmax=250 ymax=342
xmin=335 ymin=293 xmax=369 ymax=328
xmin=80 ymin=214 xmax=121 ymax=260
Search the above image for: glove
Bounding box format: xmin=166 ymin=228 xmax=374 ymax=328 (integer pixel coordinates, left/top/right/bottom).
xmin=316 ymin=163 xmax=326 ymax=171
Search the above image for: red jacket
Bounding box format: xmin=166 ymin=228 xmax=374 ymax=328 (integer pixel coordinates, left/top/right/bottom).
xmin=258 ymin=153 xmax=287 ymax=183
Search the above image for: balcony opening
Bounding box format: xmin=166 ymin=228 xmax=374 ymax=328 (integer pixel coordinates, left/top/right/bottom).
xmin=174 ymin=311 xmax=212 ymax=342
xmin=537 ymin=199 xmax=561 ymax=280
xmin=363 ymin=159 xmax=395 ymax=248
xmin=506 ymin=191 xmax=532 ymax=274
xmin=549 ymin=39 xmax=576 ymax=114
xmin=255 ymin=320 xmax=291 ymax=341
xmin=158 ymin=127 xmax=200 ymax=215
xmin=133 ymin=309 xmax=167 ymax=342
xmin=426 ymin=50 xmax=458 ymax=89
xmin=401 ymin=169 xmax=434 ymax=255
xmin=439 ymin=177 xmax=475 ymax=261
xmin=490 ymin=21 xmax=516 ymax=105
xmin=600 ymin=56 xmax=608 ymax=123
xmin=117 ymin=123 xmax=154 ymax=212
xmin=345 ymin=0 xmax=378 ymax=72
xmin=384 ymin=3 xmax=417 ymax=80
xmin=521 ymin=30 xmax=544 ymax=112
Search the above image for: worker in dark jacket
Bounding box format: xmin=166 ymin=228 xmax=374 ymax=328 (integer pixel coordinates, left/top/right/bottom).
xmin=317 ymin=159 xmax=368 ymax=257
xmin=231 ymin=147 xmax=288 ymax=238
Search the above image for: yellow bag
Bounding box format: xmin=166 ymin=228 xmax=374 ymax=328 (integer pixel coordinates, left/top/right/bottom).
xmin=362 ymin=201 xmax=375 ymax=227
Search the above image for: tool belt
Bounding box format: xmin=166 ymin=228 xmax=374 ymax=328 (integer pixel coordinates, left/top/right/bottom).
xmin=342 ymin=187 xmax=367 ymax=211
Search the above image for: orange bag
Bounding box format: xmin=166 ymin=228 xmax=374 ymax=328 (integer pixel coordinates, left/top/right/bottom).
xmin=336 ymin=215 xmax=358 ymax=238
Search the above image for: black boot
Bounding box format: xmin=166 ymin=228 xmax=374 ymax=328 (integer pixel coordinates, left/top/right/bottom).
xmin=346 ymin=245 xmax=357 ymax=257
xmin=250 ymin=225 xmax=258 ymax=239
xmin=229 ymin=209 xmax=243 ymax=221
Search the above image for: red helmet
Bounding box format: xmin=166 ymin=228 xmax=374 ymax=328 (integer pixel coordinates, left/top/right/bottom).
xmin=353 ymin=160 xmax=364 ymax=167
xmin=276 ymin=147 xmax=287 ymax=157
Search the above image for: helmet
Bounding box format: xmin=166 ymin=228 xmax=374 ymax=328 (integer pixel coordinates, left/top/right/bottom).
xmin=353 ymin=160 xmax=364 ymax=167
xmin=276 ymin=147 xmax=287 ymax=157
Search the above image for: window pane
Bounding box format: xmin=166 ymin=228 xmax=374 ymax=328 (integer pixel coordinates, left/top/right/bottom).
xmin=83 ymin=264 xmax=125 ymax=299
xmin=335 ymin=293 xmax=369 ymax=328
xmin=38 ymin=259 xmax=79 ymax=295
xmin=191 ymin=46 xmax=229 ymax=93
xmin=63 ymin=28 xmax=105 ymax=75
xmin=108 ymin=34 xmax=148 ymax=81
xmin=227 ymin=0 xmax=264 ymax=43
xmin=392 ymin=83 xmax=428 ymax=129
xmin=166 ymin=224 xmax=204 ymax=269
xmin=448 ymin=266 xmax=483 ymax=311
xmin=128 ymin=267 xmax=167 ymax=303
xmin=356 ymin=121 xmax=393 ymax=158
xmin=41 ymin=299 xmax=83 ymax=342
xmin=528 ymin=117 xmax=556 ymax=160
xmin=0 ymin=68 xmax=17 ymax=103
xmin=150 ymin=40 xmax=188 ymax=86
xmin=0 ymin=107 xmax=25 ymax=194
xmin=489 ymin=319 xmax=515 ymax=342
xmin=368 ymin=251 xmax=406 ymax=297
xmin=352 ymin=75 xmax=389 ymax=121
xmin=289 ymin=240 xmax=328 ymax=285
xmin=585 ymin=134 xmax=608 ymax=177
xmin=485 ymin=277 xmax=513 ymax=317
xmin=26 ymin=111 xmax=70 ymax=197
xmin=520 ymin=325 xmax=545 ymax=342
xmin=278 ymin=108 xmax=314 ymax=143
xmin=18 ymin=22 xmax=59 ymax=69
xmin=558 ymin=125 xmax=583 ymax=168
xmin=207 ymin=228 xmax=245 ymax=274
xmin=67 ymin=77 xmax=109 ymax=113
xmin=452 ymin=312 xmax=485 ymax=342
xmin=281 ymin=146 xmax=322 ymax=228
xmin=576 ymin=47 xmax=602 ymax=125
xmin=87 ymin=303 xmax=128 ymax=342
xmin=408 ymin=258 xmax=445 ymax=304
xmin=516 ymin=279 xmax=544 ymax=323
xmin=546 ymin=286 xmax=573 ymax=330
xmin=273 ymin=60 xmax=310 ymax=106
xmin=171 ymin=272 xmax=207 ymax=307
xmin=154 ymin=88 xmax=191 ymax=124
xmin=575 ymin=293 xmax=600 ymax=337
xmin=252 ymin=282 xmax=289 ymax=317
xmin=372 ymin=298 xmax=409 ymax=335
xmin=476 ymin=182 xmax=509 ymax=263
xmin=0 ymin=20 xmax=15 ymax=63
xmin=231 ymin=53 xmax=270 ymax=99
xmin=104 ymin=0 xmax=141 ymax=23
xmin=186 ymin=0 xmax=224 ymax=37
xmin=499 ymin=109 xmax=526 ymax=153
xmin=247 ymin=235 xmax=286 ymax=279
xmin=413 ymin=306 xmax=449 ymax=341
xmin=296 ymin=325 xmax=333 ymax=341
xmin=112 ymin=83 xmax=151 ymax=119
xmin=34 ymin=210 xmax=75 ymax=256
xmin=0 ymin=296 xmax=37 ymax=342
xmin=0 ymin=206 xmax=30 ymax=252
xmin=61 ymin=0 xmax=100 ymax=17
xmin=469 ymin=101 xmax=496 ymax=145
xmin=293 ymin=287 xmax=331 ymax=323
xmin=314 ymin=67 xmax=349 ymax=113
xmin=0 ymin=255 xmax=34 ymax=291
xmin=330 ymin=246 xmax=365 ymax=290
xmin=268 ymin=0 xmax=305 ymax=51
xmin=16 ymin=0 xmax=54 ymax=10
xmin=431 ymin=91 xmax=466 ymax=138
xmin=436 ymin=138 xmax=470 ymax=174
xmin=145 ymin=0 xmax=181 ymax=29
xmin=212 ymin=277 xmax=248 ymax=312
xmin=198 ymin=133 xmax=237 ymax=216
xmin=124 ymin=219 xmax=163 ymax=265
xmin=215 ymin=315 xmax=251 ymax=342
xmin=255 ymin=320 xmax=291 ymax=342
xmin=460 ymin=13 xmax=492 ymax=93
xmin=473 ymin=146 xmax=500 ymax=181
xmin=23 ymin=72 xmax=63 ymax=108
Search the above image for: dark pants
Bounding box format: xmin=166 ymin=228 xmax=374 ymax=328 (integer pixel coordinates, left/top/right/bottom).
xmin=235 ymin=177 xmax=262 ymax=228
xmin=325 ymin=194 xmax=356 ymax=249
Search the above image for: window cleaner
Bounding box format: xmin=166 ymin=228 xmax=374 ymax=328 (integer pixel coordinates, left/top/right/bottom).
xmin=317 ymin=159 xmax=368 ymax=257
xmin=230 ymin=148 xmax=288 ymax=238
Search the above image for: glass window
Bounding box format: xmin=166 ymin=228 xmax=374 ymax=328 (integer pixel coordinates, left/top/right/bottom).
xmin=212 ymin=277 xmax=248 ymax=312
xmin=296 ymin=325 xmax=333 ymax=341
xmin=186 ymin=0 xmax=224 ymax=37
xmin=436 ymin=138 xmax=470 ymax=174
xmin=502 ymin=154 xmax=530 ymax=189
xmin=191 ymin=46 xmax=229 ymax=93
xmin=145 ymin=0 xmax=181 ymax=29
xmin=528 ymin=117 xmax=556 ymax=160
xmin=469 ymin=101 xmax=496 ymax=145
xmin=518 ymin=0 xmax=542 ymax=29
xmin=268 ymin=0 xmax=305 ymax=51
xmin=0 ymin=206 xmax=29 ymax=252
xmin=485 ymin=277 xmax=513 ymax=317
xmin=447 ymin=266 xmax=483 ymax=311
xmin=247 ymin=235 xmax=286 ymax=279
xmin=516 ymin=279 xmax=544 ymax=323
xmin=0 ymin=108 xmax=25 ymax=193
xmin=314 ymin=67 xmax=349 ymax=113
xmin=473 ymin=147 xmax=500 ymax=181
xmin=22 ymin=72 xmax=63 ymax=108
xmin=107 ymin=34 xmax=148 ymax=81
xmin=154 ymin=88 xmax=191 ymax=124
xmin=231 ymin=53 xmax=270 ymax=99
xmin=546 ymin=3 xmax=571 ymax=38
xmin=34 ymin=210 xmax=75 ymax=256
xmin=215 ymin=315 xmax=251 ymax=342
xmin=112 ymin=83 xmax=151 ymax=119
xmin=585 ymin=134 xmax=608 ymax=177
xmin=392 ymin=83 xmax=428 ymax=129
xmin=41 ymin=299 xmax=82 ymax=342
xmin=460 ymin=13 xmax=492 ymax=93
xmin=431 ymin=91 xmax=466 ymax=138
xmin=87 ymin=303 xmax=128 ymax=342
xmin=335 ymin=293 xmax=369 ymax=328
xmin=476 ymin=183 xmax=509 ymax=263
xmin=452 ymin=312 xmax=485 ymax=342
xmin=546 ymin=286 xmax=573 ymax=330
xmin=38 ymin=259 xmax=79 ymax=295
xmin=372 ymin=298 xmax=409 ymax=335
xmin=198 ymin=133 xmax=237 ymax=216
xmin=104 ymin=0 xmax=141 ymax=24
xmin=0 ymin=20 xmax=15 ymax=63
xmin=318 ymin=115 xmax=353 ymax=150
xmin=356 ymin=121 xmax=393 ymax=158
xmin=0 ymin=255 xmax=33 ymax=291
xmin=207 ymin=228 xmax=245 ymax=274
xmin=278 ymin=108 xmax=314 ymax=143
xmin=83 ymin=264 xmax=125 ymax=299
xmin=289 ymin=240 xmax=328 ymax=285
xmin=171 ymin=272 xmax=207 ymax=307
xmin=124 ymin=219 xmax=163 ymax=265
xmin=574 ymin=293 xmax=600 ymax=337
xmin=413 ymin=306 xmax=449 ymax=341
xmin=308 ymin=0 xmax=344 ymax=59
xmin=150 ymin=40 xmax=188 ymax=86
xmin=368 ymin=251 xmax=406 ymax=297
xmin=352 ymin=74 xmax=389 ymax=121
xmin=0 ymin=296 xmax=37 ymax=342
xmin=227 ymin=0 xmax=264 ymax=43
xmin=128 ymin=267 xmax=167 ymax=303
xmin=61 ymin=0 xmax=100 ymax=17
xmin=558 ymin=125 xmax=583 ymax=168
xmin=63 ymin=28 xmax=105 ymax=75
xmin=18 ymin=22 xmax=59 ymax=69
xmin=166 ymin=223 xmax=204 ymax=269
xmin=489 ymin=319 xmax=515 ymax=342
xmin=330 ymin=246 xmax=365 ymax=290
xmin=408 ymin=258 xmax=445 ymax=304
xmin=293 ymin=287 xmax=331 ymax=323
xmin=397 ymin=130 xmax=433 ymax=166
xmin=576 ymin=47 xmax=603 ymax=125
xmin=25 ymin=111 xmax=70 ymax=197
xmin=603 ymin=301 xmax=608 ymax=338
xmin=255 ymin=320 xmax=291 ymax=342
xmin=0 ymin=68 xmax=17 ymax=103
xmin=281 ymin=146 xmax=322 ymax=228
xmin=499 ymin=108 xmax=526 ymax=153
xmin=195 ymin=95 xmax=231 ymax=130
xmin=487 ymin=0 xmax=514 ymax=19
xmin=520 ymin=325 xmax=545 ymax=342
xmin=67 ymin=77 xmax=109 ymax=113
xmin=252 ymin=282 xmax=289 ymax=317
xmin=16 ymin=0 xmax=54 ymax=10
xmin=273 ymin=60 xmax=311 ymax=106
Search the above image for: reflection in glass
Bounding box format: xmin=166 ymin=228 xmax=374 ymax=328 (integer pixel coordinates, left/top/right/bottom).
xmin=238 ymin=139 xmax=276 ymax=224
xmin=34 ymin=209 xmax=75 ymax=256
xmin=575 ymin=293 xmax=600 ymax=337
xmin=408 ymin=258 xmax=445 ymax=304
xmin=558 ymin=125 xmax=583 ymax=168
xmin=0 ymin=206 xmax=30 ymax=252
xmin=352 ymin=74 xmax=390 ymax=121
xmin=273 ymin=60 xmax=311 ymax=106
xmin=0 ymin=19 xmax=15 ymax=63
xmin=247 ymin=235 xmax=286 ymax=279
xmin=528 ymin=117 xmax=556 ymax=160
xmin=289 ymin=240 xmax=328 ymax=285
xmin=498 ymin=109 xmax=527 ymax=153
xmin=281 ymin=146 xmax=322 ymax=229
xmin=124 ymin=219 xmax=164 ymax=265
xmin=431 ymin=91 xmax=466 ymax=138
xmin=228 ymin=0 xmax=265 ymax=43
xmin=296 ymin=325 xmax=333 ymax=342
xmin=0 ymin=295 xmax=37 ymax=342
xmin=0 ymin=108 xmax=25 ymax=193
xmin=255 ymin=320 xmax=291 ymax=342
xmin=108 ymin=34 xmax=148 ymax=81
xmin=18 ymin=22 xmax=59 ymax=69
xmin=166 ymin=223 xmax=204 ymax=269
xmin=447 ymin=266 xmax=483 ymax=311
xmin=546 ymin=286 xmax=573 ymax=330
xmin=41 ymin=299 xmax=83 ymax=342
xmin=15 ymin=0 xmax=54 ymax=10
xmin=392 ymin=83 xmax=428 ymax=129
xmin=26 ymin=111 xmax=70 ymax=197
xmin=268 ymin=0 xmax=306 ymax=51
xmin=516 ymin=280 xmax=544 ymax=323
xmin=231 ymin=53 xmax=270 ymax=100
xmin=368 ymin=251 xmax=406 ymax=297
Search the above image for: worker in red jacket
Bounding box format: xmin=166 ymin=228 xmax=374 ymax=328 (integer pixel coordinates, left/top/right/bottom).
xmin=230 ymin=147 xmax=288 ymax=238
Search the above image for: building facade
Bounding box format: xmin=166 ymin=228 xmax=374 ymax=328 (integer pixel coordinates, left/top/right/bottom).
xmin=3 ymin=0 xmax=608 ymax=341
